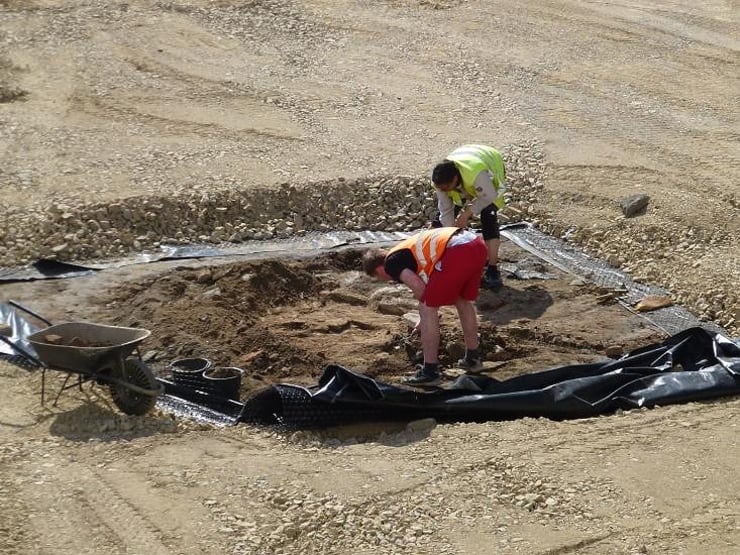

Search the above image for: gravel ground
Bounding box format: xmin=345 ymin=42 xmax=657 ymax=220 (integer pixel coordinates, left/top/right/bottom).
xmin=0 ymin=1 xmax=738 ymax=554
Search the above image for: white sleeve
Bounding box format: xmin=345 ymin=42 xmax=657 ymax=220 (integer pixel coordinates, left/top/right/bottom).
xmin=436 ymin=191 xmax=456 ymax=226
xmin=469 ymin=171 xmax=498 ymax=213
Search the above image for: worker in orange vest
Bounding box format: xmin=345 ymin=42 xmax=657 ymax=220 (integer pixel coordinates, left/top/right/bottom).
xmin=362 ymin=227 xmax=487 ymax=385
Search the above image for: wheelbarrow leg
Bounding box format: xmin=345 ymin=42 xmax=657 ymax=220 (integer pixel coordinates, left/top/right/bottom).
xmin=52 ymin=372 xmax=74 ymax=407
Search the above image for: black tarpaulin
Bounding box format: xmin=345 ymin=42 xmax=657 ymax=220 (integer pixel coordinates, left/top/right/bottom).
xmin=239 ymin=327 xmax=740 ymax=428
xmin=0 ymin=231 xmax=410 ymax=282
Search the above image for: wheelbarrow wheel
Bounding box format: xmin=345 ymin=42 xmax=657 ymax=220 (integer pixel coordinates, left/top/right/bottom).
xmin=109 ymin=358 xmax=159 ymax=416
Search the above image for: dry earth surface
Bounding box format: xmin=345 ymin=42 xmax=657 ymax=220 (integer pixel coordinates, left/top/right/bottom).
xmin=1 ymin=1 xmax=739 ymax=554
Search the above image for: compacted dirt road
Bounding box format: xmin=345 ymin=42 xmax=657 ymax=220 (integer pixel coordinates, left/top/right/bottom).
xmin=1 ymin=1 xmax=738 ymax=554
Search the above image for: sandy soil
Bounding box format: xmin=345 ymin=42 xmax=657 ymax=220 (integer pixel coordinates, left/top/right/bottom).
xmin=1 ymin=1 xmax=739 ymax=554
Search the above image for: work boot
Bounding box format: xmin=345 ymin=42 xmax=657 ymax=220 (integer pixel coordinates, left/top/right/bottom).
xmin=401 ymin=366 xmax=441 ymax=386
xmin=457 ymin=356 xmax=485 ymax=374
xmin=481 ymin=265 xmax=503 ymax=290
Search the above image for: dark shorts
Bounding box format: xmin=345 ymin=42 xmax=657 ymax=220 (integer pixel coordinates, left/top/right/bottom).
xmin=479 ymin=204 xmax=500 ymax=240
xmin=432 ymin=204 xmax=499 ymax=240
xmin=421 ymin=237 xmax=488 ymax=307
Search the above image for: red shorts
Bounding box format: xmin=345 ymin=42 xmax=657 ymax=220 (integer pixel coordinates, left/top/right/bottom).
xmin=421 ymin=237 xmax=488 ymax=307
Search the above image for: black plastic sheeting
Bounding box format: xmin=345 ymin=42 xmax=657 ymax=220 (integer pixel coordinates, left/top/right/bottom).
xmin=0 ymin=302 xmax=42 ymax=360
xmin=239 ymin=327 xmax=740 ymax=429
xmin=0 ymin=231 xmax=408 ymax=282
xmin=0 ymin=259 xmax=96 ymax=281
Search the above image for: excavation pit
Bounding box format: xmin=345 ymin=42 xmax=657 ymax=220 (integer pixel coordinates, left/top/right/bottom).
xmin=99 ymin=238 xmax=666 ymax=405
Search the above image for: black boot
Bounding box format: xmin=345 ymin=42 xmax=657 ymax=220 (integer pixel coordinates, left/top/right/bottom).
xmin=402 ymin=363 xmax=441 ymax=386
xmin=481 ymin=265 xmax=503 ymax=290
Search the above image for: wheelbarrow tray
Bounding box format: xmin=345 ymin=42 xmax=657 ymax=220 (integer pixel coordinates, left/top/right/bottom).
xmin=27 ymin=322 xmax=151 ymax=373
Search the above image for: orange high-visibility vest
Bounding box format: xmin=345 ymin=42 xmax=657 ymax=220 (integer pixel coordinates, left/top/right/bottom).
xmin=387 ymin=227 xmax=459 ymax=283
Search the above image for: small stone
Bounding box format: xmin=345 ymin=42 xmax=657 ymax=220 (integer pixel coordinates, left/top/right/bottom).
xmin=619 ymin=194 xmax=650 ymax=217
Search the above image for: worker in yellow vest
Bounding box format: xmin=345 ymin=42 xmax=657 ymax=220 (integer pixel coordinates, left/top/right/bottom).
xmin=362 ymin=227 xmax=488 ymax=385
xmin=431 ymin=144 xmax=506 ymax=290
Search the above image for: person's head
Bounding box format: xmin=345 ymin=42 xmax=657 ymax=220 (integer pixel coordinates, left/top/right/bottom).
xmin=362 ymin=248 xmax=391 ymax=280
xmin=431 ymin=160 xmax=460 ymax=192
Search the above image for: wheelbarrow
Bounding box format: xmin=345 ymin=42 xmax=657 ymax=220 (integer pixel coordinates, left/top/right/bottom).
xmin=0 ymin=300 xmax=163 ymax=416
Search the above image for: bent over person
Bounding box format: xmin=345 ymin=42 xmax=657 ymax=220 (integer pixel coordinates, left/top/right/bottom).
xmin=362 ymin=227 xmax=487 ymax=386
xmin=431 ymin=144 xmax=507 ymax=290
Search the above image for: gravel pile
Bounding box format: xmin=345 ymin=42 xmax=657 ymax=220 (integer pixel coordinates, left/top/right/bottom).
xmin=0 ymin=142 xmax=544 ymax=268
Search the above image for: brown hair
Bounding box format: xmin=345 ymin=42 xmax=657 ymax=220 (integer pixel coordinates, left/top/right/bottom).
xmin=362 ymin=248 xmax=387 ymax=276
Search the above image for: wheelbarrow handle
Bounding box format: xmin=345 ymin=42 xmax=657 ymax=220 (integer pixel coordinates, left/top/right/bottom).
xmin=8 ymin=300 xmax=53 ymax=326
xmin=0 ymin=334 xmax=43 ymax=367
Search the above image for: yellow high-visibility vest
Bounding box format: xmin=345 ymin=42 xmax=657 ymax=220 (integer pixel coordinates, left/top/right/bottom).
xmin=439 ymin=144 xmax=506 ymax=210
